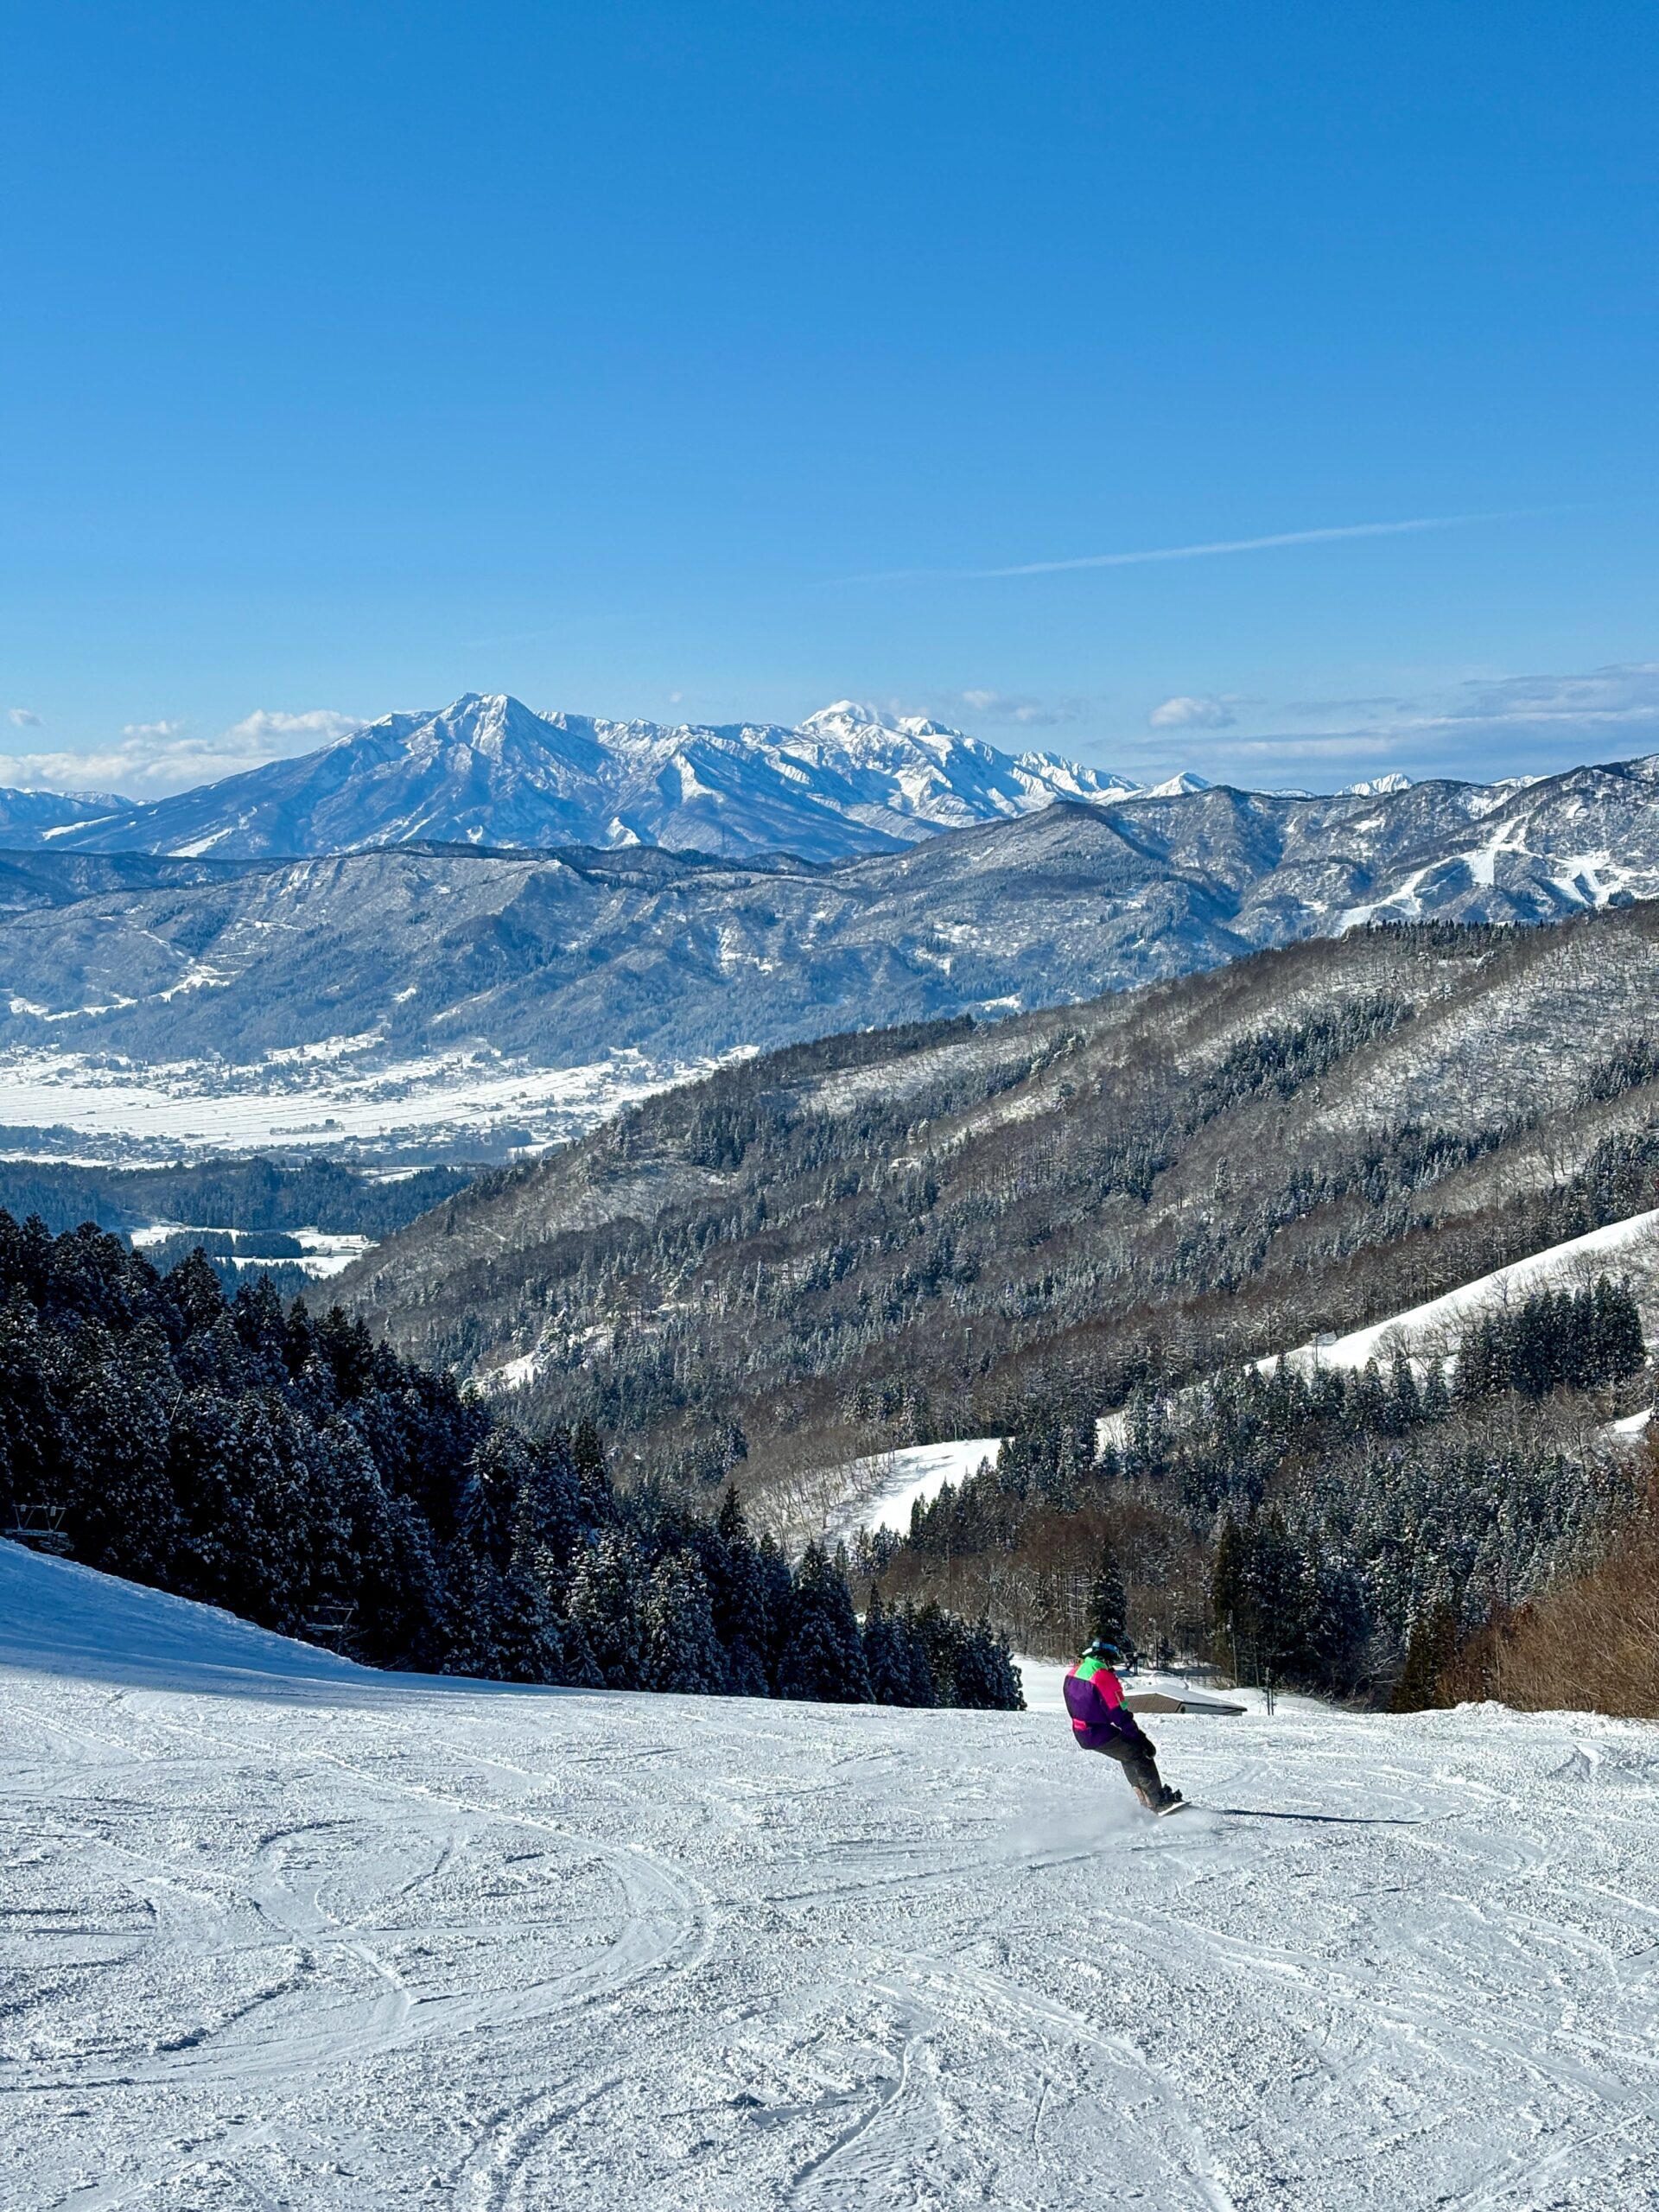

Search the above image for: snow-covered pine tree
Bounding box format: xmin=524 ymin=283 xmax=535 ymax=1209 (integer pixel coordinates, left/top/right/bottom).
xmin=778 ymin=1542 xmax=873 ymax=1702
xmin=566 ymin=1528 xmax=649 ymax=1687
xmin=952 ymin=1619 xmax=1025 ymax=1708
xmin=1085 ymin=1535 xmax=1128 ymax=1647
xmin=641 ymin=1549 xmax=727 ymax=1693
xmin=862 ymin=1591 xmax=937 ymax=1705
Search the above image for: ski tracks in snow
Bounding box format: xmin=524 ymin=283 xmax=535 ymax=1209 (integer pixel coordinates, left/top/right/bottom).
xmin=3 ymin=1610 xmax=1659 ymax=2207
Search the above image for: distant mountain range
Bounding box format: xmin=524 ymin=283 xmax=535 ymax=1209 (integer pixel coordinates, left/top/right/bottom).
xmin=3 ymin=749 xmax=1659 ymax=1082
xmin=10 ymin=695 xmax=1182 ymax=864
xmin=0 ymin=785 xmax=130 ymax=845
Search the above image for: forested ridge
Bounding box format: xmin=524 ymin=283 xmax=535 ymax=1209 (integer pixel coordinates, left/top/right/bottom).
xmin=0 ymin=1212 xmax=1020 ymax=1709
xmin=870 ymin=1274 xmax=1648 ymax=1701
xmin=0 ymin=1155 xmax=473 ymax=1242
xmin=337 ymin=905 xmax=1659 ymax=1707
xmin=346 ymin=907 xmax=1659 ymax=1457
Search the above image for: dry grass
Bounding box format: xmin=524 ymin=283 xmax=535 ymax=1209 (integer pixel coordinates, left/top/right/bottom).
xmin=1443 ymin=1465 xmax=1659 ymax=1719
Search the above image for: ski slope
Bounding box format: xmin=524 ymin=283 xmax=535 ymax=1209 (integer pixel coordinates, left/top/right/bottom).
xmin=1266 ymin=1205 xmax=1659 ymax=1378
xmin=1097 ymin=1206 xmax=1659 ymax=1458
xmin=4 ymin=1544 xmax=1659 ymax=2209
xmin=818 ymin=1437 xmax=1005 ymax=1551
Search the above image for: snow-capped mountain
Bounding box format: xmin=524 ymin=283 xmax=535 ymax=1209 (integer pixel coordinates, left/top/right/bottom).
xmin=0 ymin=785 xmax=130 ymax=842
xmin=11 ymin=748 xmax=1659 ymax=1097
xmin=43 ymin=695 xmax=1149 ymax=864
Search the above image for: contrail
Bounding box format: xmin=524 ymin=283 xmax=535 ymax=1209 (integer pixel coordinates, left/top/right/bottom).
xmin=842 ymin=508 xmax=1541 ymax=585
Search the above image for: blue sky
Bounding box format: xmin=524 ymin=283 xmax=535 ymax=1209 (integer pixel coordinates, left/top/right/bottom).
xmin=2 ymin=2 xmax=1656 ymax=797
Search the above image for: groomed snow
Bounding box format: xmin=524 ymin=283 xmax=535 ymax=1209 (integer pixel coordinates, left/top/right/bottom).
xmin=1264 ymin=1205 xmax=1659 ymax=1378
xmin=818 ymin=1437 xmax=1006 ymax=1550
xmin=4 ymin=1543 xmax=1659 ymax=2208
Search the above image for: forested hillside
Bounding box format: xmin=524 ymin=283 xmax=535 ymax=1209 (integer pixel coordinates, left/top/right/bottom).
xmin=0 ymin=1215 xmax=1018 ymax=1709
xmin=346 ymin=905 xmax=1659 ymax=1435
xmin=340 ymin=905 xmax=1659 ymax=1702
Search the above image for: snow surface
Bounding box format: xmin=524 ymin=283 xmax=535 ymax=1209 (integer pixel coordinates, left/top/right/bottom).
xmin=127 ymin=1226 xmax=375 ymax=1278
xmin=5 ymin=1541 xmax=1659 ymax=2209
xmin=1264 ymin=1205 xmax=1659 ymax=1378
xmin=0 ymin=1044 xmax=734 ymax=1161
xmin=818 ymin=1437 xmax=1005 ymax=1550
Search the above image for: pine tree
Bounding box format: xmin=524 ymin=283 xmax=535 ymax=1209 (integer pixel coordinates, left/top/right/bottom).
xmin=1390 ymin=1602 xmax=1459 ymax=1711
xmin=777 ymin=1543 xmax=872 ymax=1702
xmin=1085 ymin=1535 xmax=1128 ymax=1647
xmin=862 ymin=1591 xmax=937 ymax=1705
xmin=698 ymin=1486 xmax=772 ymax=1694
xmin=566 ymin=1529 xmax=648 ymax=1687
xmin=641 ymin=1550 xmax=727 ymax=1693
xmin=952 ymin=1620 xmax=1025 ymax=1709
xmin=440 ymin=1538 xmax=509 ymax=1679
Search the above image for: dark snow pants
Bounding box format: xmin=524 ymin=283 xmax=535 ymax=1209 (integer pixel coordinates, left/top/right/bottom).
xmin=1082 ymin=1732 xmax=1163 ymax=1803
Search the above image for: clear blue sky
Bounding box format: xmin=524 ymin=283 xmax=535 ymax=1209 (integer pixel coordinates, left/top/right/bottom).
xmin=3 ymin=2 xmax=1656 ymax=796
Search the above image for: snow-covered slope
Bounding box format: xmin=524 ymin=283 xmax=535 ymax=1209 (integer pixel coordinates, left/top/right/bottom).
xmin=53 ymin=694 xmax=1145 ymax=863
xmin=816 ymin=1437 xmax=1006 ymax=1550
xmin=6 ymin=1541 xmax=1658 ymax=2208
xmin=1266 ymin=1205 xmax=1659 ymax=1377
xmin=1096 ymin=1205 xmax=1659 ymax=1457
xmin=0 ymin=781 xmax=130 ymax=844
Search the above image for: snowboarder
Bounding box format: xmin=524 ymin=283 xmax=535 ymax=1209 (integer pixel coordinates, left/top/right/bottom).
xmin=1064 ymin=1639 xmax=1183 ymax=1814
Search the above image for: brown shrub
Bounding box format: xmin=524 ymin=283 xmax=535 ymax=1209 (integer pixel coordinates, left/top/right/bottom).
xmin=1442 ymin=1464 xmax=1659 ymax=1719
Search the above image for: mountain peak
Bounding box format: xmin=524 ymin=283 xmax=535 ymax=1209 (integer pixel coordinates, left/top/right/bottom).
xmin=40 ymin=690 xmax=1156 ymax=864
xmin=1141 ymin=770 xmax=1212 ymax=799
xmin=1341 ymin=772 xmax=1413 ymax=798
xmin=795 ymin=700 xmax=963 ymax=746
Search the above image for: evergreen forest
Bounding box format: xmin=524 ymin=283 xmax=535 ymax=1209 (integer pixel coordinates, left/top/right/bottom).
xmin=0 ymin=1211 xmax=1020 ymax=1710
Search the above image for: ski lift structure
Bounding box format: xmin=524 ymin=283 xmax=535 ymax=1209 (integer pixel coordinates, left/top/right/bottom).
xmin=4 ymin=1501 xmax=73 ymax=1557
xmin=302 ymin=1599 xmax=359 ymax=1656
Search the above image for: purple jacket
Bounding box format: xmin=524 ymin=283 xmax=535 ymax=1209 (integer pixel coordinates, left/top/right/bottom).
xmin=1064 ymin=1655 xmax=1144 ymax=1749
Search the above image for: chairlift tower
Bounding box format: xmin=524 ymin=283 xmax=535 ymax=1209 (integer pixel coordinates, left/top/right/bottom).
xmin=4 ymin=1502 xmax=73 ymax=1557
xmin=302 ymin=1599 xmax=359 ymax=1654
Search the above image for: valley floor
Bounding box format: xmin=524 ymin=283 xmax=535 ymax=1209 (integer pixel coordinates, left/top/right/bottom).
xmin=3 ymin=1548 xmax=1658 ymax=2210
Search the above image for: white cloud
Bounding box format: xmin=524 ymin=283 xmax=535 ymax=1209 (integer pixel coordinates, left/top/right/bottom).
xmin=0 ymin=707 xmax=359 ymax=799
xmin=846 ymin=506 xmax=1570 ymax=585
xmin=7 ymin=707 xmax=41 ymax=728
xmin=1148 ymin=695 xmax=1236 ymax=731
xmin=947 ymin=689 xmax=1089 ymax=728
xmin=1165 ymin=662 xmax=1659 ymax=788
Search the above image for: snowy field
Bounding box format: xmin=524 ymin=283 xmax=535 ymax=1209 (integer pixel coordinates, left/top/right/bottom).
xmin=127 ymin=1226 xmax=375 ymax=1280
xmin=0 ymin=1045 xmax=733 ymax=1163
xmin=4 ymin=1545 xmax=1659 ymax=2210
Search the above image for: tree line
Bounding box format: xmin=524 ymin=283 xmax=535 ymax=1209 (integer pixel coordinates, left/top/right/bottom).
xmin=0 ymin=1211 xmax=1020 ymax=1709
xmin=871 ymin=1277 xmax=1646 ymax=1704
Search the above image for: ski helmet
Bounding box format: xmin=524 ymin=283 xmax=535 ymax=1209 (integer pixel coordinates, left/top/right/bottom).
xmin=1085 ymin=1638 xmax=1123 ymax=1662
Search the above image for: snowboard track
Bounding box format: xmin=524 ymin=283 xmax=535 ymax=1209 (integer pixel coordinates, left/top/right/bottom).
xmin=3 ymin=1548 xmax=1658 ymax=2209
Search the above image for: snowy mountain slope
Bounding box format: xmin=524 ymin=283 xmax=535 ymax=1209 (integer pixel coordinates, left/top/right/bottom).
xmin=0 ymin=1534 xmax=362 ymax=1691
xmin=5 ymin=1540 xmax=1658 ymax=2209
xmin=50 ymin=693 xmax=1142 ymax=863
xmin=15 ymin=747 xmax=1659 ymax=1096
xmin=0 ymin=782 xmax=130 ymax=845
xmin=336 ymin=897 xmax=1659 ymax=1475
xmin=1094 ymin=1203 xmax=1659 ymax=1459
xmin=760 ymin=1436 xmax=1006 ymax=1552
xmin=0 ymin=846 xmax=269 ymax=916
xmin=1266 ymin=1205 xmax=1659 ymax=1377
